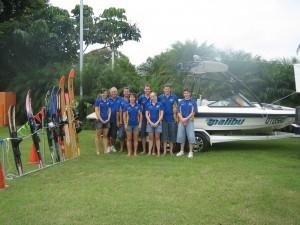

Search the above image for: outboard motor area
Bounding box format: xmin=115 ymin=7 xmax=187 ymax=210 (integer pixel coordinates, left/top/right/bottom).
xmin=294 ymin=106 xmax=300 ymax=135
xmin=293 ymin=65 xmax=300 ymax=127
xmin=293 ymin=64 xmax=300 ymax=93
xmin=296 ymin=106 xmax=300 ymax=125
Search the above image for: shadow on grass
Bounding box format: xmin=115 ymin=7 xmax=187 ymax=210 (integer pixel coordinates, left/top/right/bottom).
xmin=208 ymin=139 xmax=297 ymax=153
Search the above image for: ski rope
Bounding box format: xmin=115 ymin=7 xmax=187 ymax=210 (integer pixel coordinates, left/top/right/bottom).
xmin=5 ymin=123 xmax=61 ymax=141
xmin=0 ymin=138 xmax=15 ymax=178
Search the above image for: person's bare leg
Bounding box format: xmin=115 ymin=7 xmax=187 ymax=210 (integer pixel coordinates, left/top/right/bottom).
xmin=180 ymin=143 xmax=185 ymax=152
xmin=95 ymin=129 xmax=102 ymax=155
xmin=189 ymin=144 xmax=193 ymax=153
xmin=126 ymin=131 xmax=132 ymax=156
xmin=110 ymin=134 xmax=116 ymax=151
xmin=120 ymin=139 xmax=124 ymax=152
xmin=141 ymin=138 xmax=146 ymax=154
xmin=152 ymin=140 xmax=156 ymax=155
xmin=103 ymin=128 xmax=109 ymax=153
xmin=155 ymin=133 xmax=160 ymax=157
xmin=133 ymin=131 xmax=139 ymax=156
xmin=120 ymin=128 xmax=127 ymax=152
xmin=163 ymin=142 xmax=167 ymax=155
xmin=148 ymin=133 xmax=153 ymax=155
xmin=108 ymin=137 xmax=111 ymax=150
xmin=169 ymin=143 xmax=174 ymax=155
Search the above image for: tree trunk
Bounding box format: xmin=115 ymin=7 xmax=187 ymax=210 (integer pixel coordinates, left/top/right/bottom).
xmin=111 ymin=49 xmax=115 ymax=71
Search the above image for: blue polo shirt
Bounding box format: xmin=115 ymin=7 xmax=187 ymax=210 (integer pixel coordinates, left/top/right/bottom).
xmin=120 ymin=98 xmax=129 ymax=123
xmin=120 ymin=97 xmax=129 ymax=111
xmin=108 ymin=96 xmax=122 ymax=123
xmin=146 ymin=102 xmax=163 ymax=123
xmin=124 ymin=103 xmax=142 ymax=126
xmin=158 ymin=94 xmax=178 ymax=122
xmin=95 ymin=97 xmax=110 ymax=121
xmin=177 ymin=99 xmax=197 ymax=118
xmin=138 ymin=94 xmax=150 ymax=115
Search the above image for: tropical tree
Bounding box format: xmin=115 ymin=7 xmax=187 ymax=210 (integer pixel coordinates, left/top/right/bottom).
xmin=95 ymin=7 xmax=141 ymax=70
xmin=0 ymin=0 xmax=47 ymax=22
xmin=71 ymin=4 xmax=95 ymax=52
xmin=0 ymin=5 xmax=77 ymax=83
xmin=30 ymin=6 xmax=78 ymax=63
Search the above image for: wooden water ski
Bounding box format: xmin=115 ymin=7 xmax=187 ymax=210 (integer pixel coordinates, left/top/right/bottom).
xmin=58 ymin=76 xmax=72 ymax=159
xmin=67 ymin=68 xmax=80 ymax=156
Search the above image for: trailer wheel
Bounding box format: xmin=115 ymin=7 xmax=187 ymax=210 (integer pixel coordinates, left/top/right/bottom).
xmin=194 ymin=132 xmax=209 ymax=152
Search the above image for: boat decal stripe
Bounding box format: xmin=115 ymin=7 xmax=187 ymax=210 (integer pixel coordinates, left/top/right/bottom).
xmin=195 ymin=113 xmax=295 ymax=118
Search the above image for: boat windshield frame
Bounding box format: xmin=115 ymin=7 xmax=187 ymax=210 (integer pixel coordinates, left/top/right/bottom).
xmin=208 ymin=93 xmax=255 ymax=108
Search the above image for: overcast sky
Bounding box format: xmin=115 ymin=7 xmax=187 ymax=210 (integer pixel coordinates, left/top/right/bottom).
xmin=50 ymin=0 xmax=300 ymax=66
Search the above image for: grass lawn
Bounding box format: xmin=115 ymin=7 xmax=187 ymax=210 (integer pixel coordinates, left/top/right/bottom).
xmin=0 ymin=127 xmax=300 ymax=225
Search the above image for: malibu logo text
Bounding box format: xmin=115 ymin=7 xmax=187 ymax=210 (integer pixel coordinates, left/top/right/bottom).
xmin=207 ymin=118 xmax=245 ymax=126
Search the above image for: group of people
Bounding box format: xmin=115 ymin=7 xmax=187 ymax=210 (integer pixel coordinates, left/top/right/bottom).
xmin=94 ymin=84 xmax=198 ymax=158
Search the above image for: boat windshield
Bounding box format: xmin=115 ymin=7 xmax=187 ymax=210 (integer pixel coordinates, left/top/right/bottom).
xmin=208 ymin=94 xmax=253 ymax=107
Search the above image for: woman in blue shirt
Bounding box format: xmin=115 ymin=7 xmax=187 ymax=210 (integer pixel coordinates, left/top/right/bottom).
xmin=95 ymin=89 xmax=111 ymax=155
xmin=146 ymin=92 xmax=164 ymax=156
xmin=123 ymin=93 xmax=142 ymax=156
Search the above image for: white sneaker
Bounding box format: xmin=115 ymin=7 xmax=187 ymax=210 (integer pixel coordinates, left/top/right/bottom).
xmin=110 ymin=146 xmax=117 ymax=152
xmin=188 ymin=152 xmax=193 ymax=158
xmin=105 ymin=147 xmax=111 ymax=153
xmin=176 ymin=151 xmax=184 ymax=157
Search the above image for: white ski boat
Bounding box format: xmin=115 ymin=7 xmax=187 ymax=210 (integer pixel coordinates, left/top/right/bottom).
xmin=194 ymin=93 xmax=295 ymax=134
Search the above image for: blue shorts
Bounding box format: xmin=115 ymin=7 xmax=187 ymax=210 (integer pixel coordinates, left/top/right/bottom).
xmin=146 ymin=123 xmax=162 ymax=133
xmin=162 ymin=121 xmax=177 ymax=142
xmin=126 ymin=125 xmax=139 ymax=132
xmin=95 ymin=120 xmax=110 ymax=129
xmin=176 ymin=120 xmax=195 ymax=144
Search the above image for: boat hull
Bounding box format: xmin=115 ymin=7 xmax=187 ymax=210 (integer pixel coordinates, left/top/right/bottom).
xmin=195 ymin=106 xmax=295 ymax=134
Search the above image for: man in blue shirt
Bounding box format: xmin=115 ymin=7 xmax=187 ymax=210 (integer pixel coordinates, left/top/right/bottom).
xmin=158 ymin=84 xmax=178 ymax=155
xmin=176 ymin=89 xmax=197 ymax=158
xmin=108 ymin=87 xmax=122 ymax=153
xmin=118 ymin=87 xmax=130 ymax=152
xmin=138 ymin=84 xmax=151 ymax=154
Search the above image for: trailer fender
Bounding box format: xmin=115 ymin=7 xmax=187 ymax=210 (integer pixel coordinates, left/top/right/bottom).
xmin=194 ymin=129 xmax=211 ymax=152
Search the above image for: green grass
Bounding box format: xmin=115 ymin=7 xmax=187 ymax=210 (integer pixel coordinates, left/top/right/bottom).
xmin=0 ymin=127 xmax=300 ymax=225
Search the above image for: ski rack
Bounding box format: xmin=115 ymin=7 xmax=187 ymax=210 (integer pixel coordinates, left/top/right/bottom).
xmin=0 ymin=123 xmax=79 ymax=180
